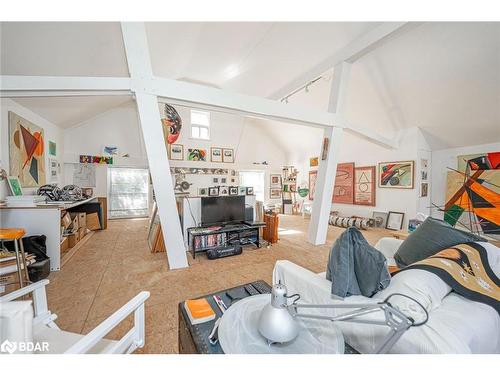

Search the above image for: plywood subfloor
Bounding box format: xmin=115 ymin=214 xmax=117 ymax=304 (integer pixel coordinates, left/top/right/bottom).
xmin=46 ymin=215 xmax=391 ymax=354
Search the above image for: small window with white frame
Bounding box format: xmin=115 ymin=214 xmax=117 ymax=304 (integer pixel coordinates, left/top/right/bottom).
xmin=191 ymin=109 xmax=210 ymax=140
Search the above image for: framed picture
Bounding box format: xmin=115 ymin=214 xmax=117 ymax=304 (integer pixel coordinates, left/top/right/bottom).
xmin=332 ymin=162 xmax=355 ymax=204
xmin=308 ymin=170 xmax=317 ymax=200
xmin=48 ymin=158 xmax=59 ymax=183
xmin=246 ymin=187 xmax=254 ymax=195
xmin=103 ymin=145 xmax=118 ymax=156
xmin=386 ymin=211 xmax=405 ymax=231
xmin=208 ymin=187 xmax=219 ymax=196
xmin=239 ymin=186 xmax=247 ymax=195
xmin=7 ymin=176 xmax=23 ymax=196
xmin=378 ymin=161 xmax=414 ymax=189
xmin=48 ymin=141 xmax=57 ymax=156
xmin=229 ymin=186 xmax=238 ymax=195
xmin=169 ymin=144 xmax=184 ymax=160
xmin=372 ymin=211 xmax=388 ymax=228
xmin=210 ymin=147 xmax=223 ymax=163
xmin=213 ymin=177 xmax=219 ymax=183
xmin=222 ymin=148 xmax=234 ymax=163
xmin=321 ymin=137 xmax=329 ymax=160
xmin=270 ymin=174 xmax=282 ymax=187
xmin=219 ymin=186 xmax=229 ymax=196
xmin=354 ymin=166 xmax=376 ymax=206
xmin=221 ymin=177 xmax=227 ymax=184
xmin=198 ymin=187 xmax=208 ymax=196
xmin=310 ymin=157 xmax=319 ymax=167
xmin=420 ymin=182 xmax=428 ymax=197
xmin=270 ymin=188 xmax=281 ymax=199
xmin=187 ymin=148 xmax=207 ymax=161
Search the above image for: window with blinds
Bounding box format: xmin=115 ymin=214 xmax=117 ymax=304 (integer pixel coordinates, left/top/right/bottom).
xmin=108 ymin=168 xmax=149 ymax=218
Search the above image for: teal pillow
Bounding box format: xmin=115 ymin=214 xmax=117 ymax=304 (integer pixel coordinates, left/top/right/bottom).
xmin=394 ymin=217 xmax=485 ymax=267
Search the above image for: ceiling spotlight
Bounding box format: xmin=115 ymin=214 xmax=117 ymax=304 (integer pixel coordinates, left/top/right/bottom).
xmin=305 ymin=84 xmax=310 ymax=93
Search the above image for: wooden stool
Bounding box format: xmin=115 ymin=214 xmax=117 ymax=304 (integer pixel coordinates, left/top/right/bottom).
xmin=0 ymin=228 xmax=30 ymax=289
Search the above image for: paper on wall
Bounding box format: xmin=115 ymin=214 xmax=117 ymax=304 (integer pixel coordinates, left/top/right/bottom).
xmin=73 ymin=163 xmax=96 ymax=187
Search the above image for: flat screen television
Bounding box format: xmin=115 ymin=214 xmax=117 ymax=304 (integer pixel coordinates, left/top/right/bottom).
xmin=201 ymin=196 xmax=245 ymax=226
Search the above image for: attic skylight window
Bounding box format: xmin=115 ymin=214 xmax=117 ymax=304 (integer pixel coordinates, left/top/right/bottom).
xmin=191 ymin=110 xmax=210 ymax=140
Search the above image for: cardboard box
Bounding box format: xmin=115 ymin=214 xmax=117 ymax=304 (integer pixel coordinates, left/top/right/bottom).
xmin=68 ymin=231 xmax=80 ymax=248
xmin=77 ymin=212 xmax=87 ymax=230
xmin=69 ymin=214 xmax=79 ymax=231
xmin=86 ymin=212 xmax=101 ymax=231
xmin=60 ymin=237 xmax=69 ymax=253
xmin=61 ymin=212 xmax=72 ymax=229
xmin=78 ymin=227 xmax=87 ymax=240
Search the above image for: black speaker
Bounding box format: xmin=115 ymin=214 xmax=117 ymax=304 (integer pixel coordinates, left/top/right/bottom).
xmin=245 ymin=207 xmax=254 ymax=221
xmin=206 ymin=245 xmax=242 ymax=259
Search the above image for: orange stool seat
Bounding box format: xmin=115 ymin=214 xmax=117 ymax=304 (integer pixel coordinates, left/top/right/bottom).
xmin=0 ymin=228 xmax=26 ymax=240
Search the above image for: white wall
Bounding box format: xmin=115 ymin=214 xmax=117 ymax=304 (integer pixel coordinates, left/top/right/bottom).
xmin=0 ymin=98 xmax=64 ymax=199
xmin=62 ymin=101 xmax=289 ymax=204
xmin=431 ymin=141 xmax=500 ymax=220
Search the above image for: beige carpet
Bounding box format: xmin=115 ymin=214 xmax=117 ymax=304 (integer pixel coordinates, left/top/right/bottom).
xmin=47 ymin=215 xmax=391 ymax=353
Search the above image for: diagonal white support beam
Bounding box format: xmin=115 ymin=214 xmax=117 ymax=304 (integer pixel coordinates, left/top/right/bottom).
xmin=308 ymin=62 xmax=351 ymax=245
xmin=269 ymin=22 xmax=411 ymax=101
xmin=121 ymin=22 xmax=188 ymax=269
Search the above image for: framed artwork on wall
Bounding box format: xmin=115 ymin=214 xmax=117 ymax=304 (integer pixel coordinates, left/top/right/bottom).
xmin=386 ymin=211 xmax=405 ymax=231
xmin=9 ymin=111 xmax=46 ymax=187
xmin=187 ymin=148 xmax=207 ymax=161
xmin=222 ymin=148 xmax=234 ymax=163
xmin=354 ymin=166 xmax=376 ymax=206
xmin=239 ymin=186 xmax=247 ymax=195
xmin=208 ymin=187 xmax=219 ymax=196
xmin=321 ymin=138 xmax=329 ymax=160
xmin=332 ymin=162 xmax=355 ymax=204
xmin=308 ymin=170 xmax=317 ymax=200
xmin=270 ymin=188 xmax=281 ymax=199
xmin=229 ymin=186 xmax=238 ymax=196
xmin=246 ymin=187 xmax=254 ymax=195
xmin=48 ymin=141 xmax=57 ymax=156
xmin=219 ymin=186 xmax=229 ymax=196
xmin=378 ymin=161 xmax=414 ymax=189
xmin=198 ymin=187 xmax=208 ymax=196
xmin=169 ymin=144 xmax=184 ymax=160
xmin=372 ymin=211 xmax=388 ymax=228
xmin=270 ymin=174 xmax=282 ymax=187
xmin=210 ymin=147 xmax=223 ymax=162
xmin=310 ymin=157 xmax=319 ymax=167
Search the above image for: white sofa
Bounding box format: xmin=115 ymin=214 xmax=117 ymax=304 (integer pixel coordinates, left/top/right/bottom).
xmin=273 ymin=238 xmax=500 ymax=354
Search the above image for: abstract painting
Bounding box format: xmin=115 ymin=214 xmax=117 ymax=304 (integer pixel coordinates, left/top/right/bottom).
xmin=9 ymin=111 xmax=46 ymax=187
xmin=210 ymin=147 xmax=222 ymax=162
xmin=332 ymin=162 xmax=355 ymax=204
xmin=378 ymin=161 xmax=414 ymax=189
xmin=444 ymin=152 xmax=499 ymax=240
xmin=79 ymin=155 xmax=113 ymax=164
xmin=187 ymin=148 xmax=207 ymax=161
xmin=308 ymin=170 xmax=317 ymax=200
xmin=222 ymin=148 xmax=234 ymax=163
xmin=354 ymin=166 xmax=376 ymax=206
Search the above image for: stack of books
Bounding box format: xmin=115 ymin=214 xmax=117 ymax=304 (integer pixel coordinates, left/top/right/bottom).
xmin=5 ymin=195 xmax=46 ymax=207
xmin=184 ymin=298 xmax=216 ymax=325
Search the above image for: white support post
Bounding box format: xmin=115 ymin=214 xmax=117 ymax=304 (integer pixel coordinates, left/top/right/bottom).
xmin=121 ymin=22 xmax=188 ymax=269
xmin=308 ymin=62 xmax=351 ymax=245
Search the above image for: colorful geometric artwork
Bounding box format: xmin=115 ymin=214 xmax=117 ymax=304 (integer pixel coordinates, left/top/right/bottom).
xmin=378 ymin=161 xmax=414 ymax=189
xmin=187 ymin=148 xmax=207 ymax=161
xmin=444 ymin=152 xmax=500 ymax=239
xmin=354 ymin=166 xmax=376 ymax=206
xmin=79 ymin=155 xmax=113 ymax=164
xmin=9 ymin=111 xmax=46 ymax=187
xmin=48 ymin=141 xmax=57 ymax=156
xmin=457 ymin=152 xmax=500 ymax=172
xmin=332 ymin=162 xmax=355 ymax=204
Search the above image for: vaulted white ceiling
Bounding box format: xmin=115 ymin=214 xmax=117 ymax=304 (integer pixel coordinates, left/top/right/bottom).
xmin=1 ymin=22 xmax=499 ymax=148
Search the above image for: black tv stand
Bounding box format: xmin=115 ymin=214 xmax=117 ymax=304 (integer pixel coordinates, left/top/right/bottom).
xmin=187 ymin=222 xmax=265 ymax=259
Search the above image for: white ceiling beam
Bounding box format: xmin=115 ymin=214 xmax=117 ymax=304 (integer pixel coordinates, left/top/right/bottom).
xmin=0 ymin=75 xmax=131 ymax=92
xmin=0 ymin=90 xmax=131 ymax=98
xmin=269 ymin=22 xmax=412 ymax=100
xmin=149 ymin=77 xmax=340 ymax=129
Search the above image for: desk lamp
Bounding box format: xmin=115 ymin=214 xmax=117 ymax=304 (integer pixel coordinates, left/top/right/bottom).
xmin=258 ymin=283 xmax=428 ymax=354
